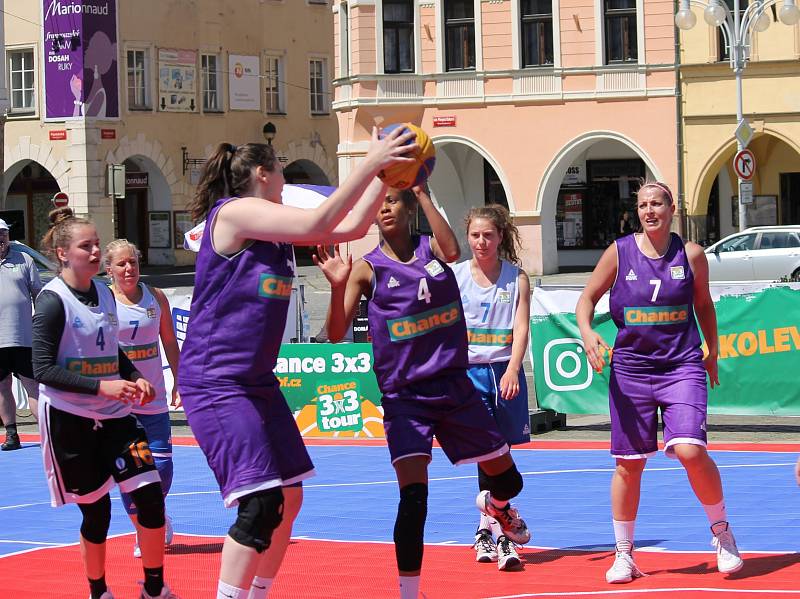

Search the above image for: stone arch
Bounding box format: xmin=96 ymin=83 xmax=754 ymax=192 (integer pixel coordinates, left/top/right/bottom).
xmin=105 ymin=133 xmax=187 ymax=199
xmin=282 ymin=139 xmax=338 ymax=185
xmin=3 ymin=136 xmax=69 ymax=195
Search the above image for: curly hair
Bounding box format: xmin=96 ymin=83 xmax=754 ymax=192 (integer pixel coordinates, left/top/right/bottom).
xmin=464 ymin=204 xmax=522 ymax=265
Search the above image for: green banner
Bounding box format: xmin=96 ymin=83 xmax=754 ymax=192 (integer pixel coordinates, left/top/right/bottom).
xmin=276 ymin=343 xmax=385 ymax=438
xmin=531 ymin=285 xmax=800 ymax=415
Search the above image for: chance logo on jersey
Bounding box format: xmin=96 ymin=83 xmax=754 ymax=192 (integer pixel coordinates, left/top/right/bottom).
xmin=467 ymin=328 xmax=513 ymax=346
xmin=387 ymin=301 xmax=462 ymax=341
xmin=624 ymin=305 xmax=689 ymax=326
xmin=124 ymin=342 xmax=160 ymax=362
xmin=66 ymin=356 xmax=120 ymax=377
xmin=258 ymin=273 xmax=293 ymax=300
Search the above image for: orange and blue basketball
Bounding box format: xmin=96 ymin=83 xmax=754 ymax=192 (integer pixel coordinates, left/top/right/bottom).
xmin=378 ymin=123 xmax=436 ymax=190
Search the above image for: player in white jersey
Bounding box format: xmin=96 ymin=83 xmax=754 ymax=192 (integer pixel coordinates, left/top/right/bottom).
xmin=452 ymin=204 xmax=531 ymax=571
xmin=105 ymin=239 xmax=181 ymax=559
xmin=32 ymin=208 xmax=180 ymax=599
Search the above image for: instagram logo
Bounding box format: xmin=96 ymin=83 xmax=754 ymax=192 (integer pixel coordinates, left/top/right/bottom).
xmin=543 ymin=338 xmax=593 ymax=391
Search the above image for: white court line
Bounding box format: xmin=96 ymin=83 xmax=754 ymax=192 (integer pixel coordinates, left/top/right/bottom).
xmin=0 ymin=540 xmax=62 ymax=546
xmin=486 ymin=589 xmax=800 ymax=598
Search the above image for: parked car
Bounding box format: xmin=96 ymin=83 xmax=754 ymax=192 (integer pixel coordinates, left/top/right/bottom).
xmin=10 ymin=240 xmax=57 ymax=284
xmin=704 ymin=226 xmax=800 ymax=281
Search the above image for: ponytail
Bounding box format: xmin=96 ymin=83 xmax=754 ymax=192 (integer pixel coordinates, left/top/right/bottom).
xmin=465 ymin=204 xmax=522 ymax=265
xmin=41 ymin=207 xmax=93 ymax=272
xmin=188 ymin=142 xmax=278 ymax=222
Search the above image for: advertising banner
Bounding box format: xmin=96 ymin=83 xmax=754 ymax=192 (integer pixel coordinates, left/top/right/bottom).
xmin=530 ymin=284 xmax=800 ymax=415
xmin=228 ymin=54 xmax=260 ymax=110
xmin=158 ymin=48 xmax=197 ymax=112
xmin=42 ymin=0 xmax=119 ymax=119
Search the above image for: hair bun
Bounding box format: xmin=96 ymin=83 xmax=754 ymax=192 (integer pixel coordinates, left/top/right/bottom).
xmin=48 ymin=207 xmax=75 ymax=227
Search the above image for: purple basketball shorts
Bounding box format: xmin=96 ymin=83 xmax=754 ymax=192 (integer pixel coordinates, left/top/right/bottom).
xmin=180 ymin=381 xmax=315 ymax=507
xmin=381 ymin=372 xmax=509 ymax=465
xmin=609 ymin=361 xmax=708 ymax=460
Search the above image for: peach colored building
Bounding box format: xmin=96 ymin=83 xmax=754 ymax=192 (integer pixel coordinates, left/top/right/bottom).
xmin=333 ymin=0 xmax=680 ymax=274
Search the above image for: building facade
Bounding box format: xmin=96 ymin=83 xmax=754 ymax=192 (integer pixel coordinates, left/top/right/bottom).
xmin=333 ymin=0 xmax=680 ymax=274
xmin=678 ymin=2 xmax=800 ymax=245
xmin=2 ymin=0 xmax=338 ymax=265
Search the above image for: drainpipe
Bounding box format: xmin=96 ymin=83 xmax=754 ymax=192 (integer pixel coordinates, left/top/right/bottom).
xmin=674 ymin=0 xmax=688 ymax=239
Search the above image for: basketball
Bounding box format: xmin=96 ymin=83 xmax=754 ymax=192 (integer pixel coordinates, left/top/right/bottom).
xmin=377 ymin=123 xmax=436 ymax=190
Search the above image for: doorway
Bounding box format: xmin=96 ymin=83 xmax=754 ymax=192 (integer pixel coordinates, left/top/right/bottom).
xmin=115 ymin=189 xmax=148 ymax=262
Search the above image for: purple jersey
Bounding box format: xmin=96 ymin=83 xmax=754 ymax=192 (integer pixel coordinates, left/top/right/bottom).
xmin=609 ymin=233 xmax=702 ymax=371
xmin=364 ymin=236 xmax=468 ymax=393
xmin=179 ymin=198 xmax=294 ymax=386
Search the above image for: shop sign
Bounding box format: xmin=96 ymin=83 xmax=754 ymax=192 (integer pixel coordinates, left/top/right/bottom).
xmin=49 ymin=129 xmax=67 ymax=140
xmin=101 ymin=128 xmax=116 ymax=139
xmin=563 ymin=165 xmax=585 ymax=185
xmin=433 ymin=116 xmax=456 ymax=127
xmin=125 ymin=172 xmax=149 ymax=189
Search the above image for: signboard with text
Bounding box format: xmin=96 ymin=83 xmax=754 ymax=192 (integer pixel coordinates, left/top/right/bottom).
xmin=158 ymin=48 xmax=197 ymax=112
xmin=42 ymin=0 xmax=119 ymax=120
xmin=229 ymin=54 xmax=260 ymax=110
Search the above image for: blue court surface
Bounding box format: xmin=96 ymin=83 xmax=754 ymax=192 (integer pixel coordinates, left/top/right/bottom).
xmin=2 ymin=441 xmax=799 ymax=556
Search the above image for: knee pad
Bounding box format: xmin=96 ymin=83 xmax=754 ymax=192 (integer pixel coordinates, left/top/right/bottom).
xmin=130 ymin=482 xmax=166 ymax=529
xmin=393 ymin=483 xmax=428 ymax=572
xmin=483 ymin=464 xmax=523 ymax=502
xmin=78 ymin=494 xmax=112 ymax=544
xmin=155 ymin=456 xmax=174 ymax=497
xmin=228 ymin=488 xmax=284 ymax=553
xmin=478 ymin=466 xmax=491 ymax=492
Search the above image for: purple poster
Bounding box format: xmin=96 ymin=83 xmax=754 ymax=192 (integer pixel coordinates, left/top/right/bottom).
xmin=43 ymin=0 xmax=119 ymax=120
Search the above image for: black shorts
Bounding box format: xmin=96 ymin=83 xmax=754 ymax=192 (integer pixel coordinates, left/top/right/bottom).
xmin=40 ymin=404 xmax=161 ymax=506
xmin=0 ymin=346 xmax=34 ymax=381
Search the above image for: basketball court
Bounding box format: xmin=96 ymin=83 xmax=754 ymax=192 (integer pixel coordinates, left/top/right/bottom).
xmin=3 ymin=435 xmax=800 ymax=597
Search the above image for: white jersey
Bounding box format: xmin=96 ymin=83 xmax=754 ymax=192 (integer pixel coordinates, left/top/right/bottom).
xmin=38 ymin=277 xmax=129 ymax=420
xmin=116 ymin=284 xmax=168 ymax=414
xmin=453 ymin=259 xmax=520 ymax=364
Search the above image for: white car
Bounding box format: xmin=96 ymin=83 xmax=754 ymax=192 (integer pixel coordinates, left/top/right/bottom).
xmin=705 ymin=226 xmax=800 ymax=281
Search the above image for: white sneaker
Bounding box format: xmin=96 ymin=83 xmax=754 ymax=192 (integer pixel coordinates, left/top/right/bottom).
xmin=165 ymin=514 xmax=174 ymax=546
xmin=606 ymin=548 xmax=644 ymax=584
xmin=139 ymin=582 xmax=180 ymax=599
xmin=133 ymin=536 xmax=141 ymax=558
xmin=89 ymin=592 xmax=114 ymax=599
xmin=475 ymin=490 xmax=531 ymax=545
xmin=496 ymin=535 xmax=522 ymax=571
xmin=711 ymin=522 xmax=743 ymax=574
xmin=473 ymin=528 xmax=498 ymax=563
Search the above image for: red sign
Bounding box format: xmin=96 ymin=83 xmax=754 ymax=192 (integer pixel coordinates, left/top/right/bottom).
xmin=52 ymin=192 xmax=69 ymax=208
xmin=733 ymin=149 xmax=756 ymax=181
xmin=49 ymin=130 xmax=67 ymax=141
xmin=101 ymin=129 xmax=116 ymax=140
xmin=433 ymin=116 xmax=456 ymax=127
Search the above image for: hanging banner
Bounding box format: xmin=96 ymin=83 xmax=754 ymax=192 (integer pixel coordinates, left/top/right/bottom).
xmin=42 ymin=0 xmax=119 ymax=120
xmin=158 ymin=48 xmax=197 ymax=112
xmin=530 ymin=284 xmax=800 ymax=416
xmin=228 ymin=54 xmax=260 ymax=110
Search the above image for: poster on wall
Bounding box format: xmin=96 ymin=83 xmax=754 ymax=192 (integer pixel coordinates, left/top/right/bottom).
xmin=173 ymin=211 xmax=193 ymax=249
xmin=148 ymin=211 xmax=171 ymax=248
xmin=158 ymin=48 xmax=197 ymax=112
xmin=228 ymin=54 xmax=260 ymax=110
xmin=42 ymin=0 xmax=119 ymax=120
xmin=562 ymin=193 xmax=584 ymax=247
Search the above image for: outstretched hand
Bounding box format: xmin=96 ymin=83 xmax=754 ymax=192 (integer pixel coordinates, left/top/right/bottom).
xmin=366 ymin=126 xmax=418 ymax=171
xmin=313 ymin=244 xmax=352 ymax=288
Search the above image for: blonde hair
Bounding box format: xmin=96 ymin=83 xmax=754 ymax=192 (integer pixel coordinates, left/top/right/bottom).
xmin=637 ymin=180 xmax=674 ymax=205
xmin=103 ymin=238 xmax=142 ymax=273
xmin=40 ymin=207 xmax=93 ymax=272
xmin=464 ymin=204 xmax=522 ymax=265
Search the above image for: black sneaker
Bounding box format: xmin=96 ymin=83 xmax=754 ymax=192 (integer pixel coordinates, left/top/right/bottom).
xmin=1 ymin=433 xmax=21 ymax=451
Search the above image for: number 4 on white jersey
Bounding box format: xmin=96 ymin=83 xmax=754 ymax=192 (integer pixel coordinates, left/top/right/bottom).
xmin=649 ymin=279 xmax=661 ymax=302
xmin=418 ymin=278 xmax=432 ymax=304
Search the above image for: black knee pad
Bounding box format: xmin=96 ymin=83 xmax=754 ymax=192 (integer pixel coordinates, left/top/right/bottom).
xmin=228 ymin=488 xmax=284 ymax=553
xmin=394 ymin=483 xmax=428 ymax=572
xmin=130 ymin=482 xmax=166 ymax=529
xmin=478 ymin=466 xmax=491 ymax=492
xmin=483 ymin=464 xmax=523 ymax=502
xmin=78 ymin=494 xmax=111 ymax=544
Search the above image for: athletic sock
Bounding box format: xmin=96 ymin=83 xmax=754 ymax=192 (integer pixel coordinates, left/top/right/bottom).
xmin=478 ymin=512 xmax=492 ymax=532
xmin=218 ymin=580 xmax=249 ymax=599
xmin=88 ymin=576 xmax=107 ymax=599
xmin=612 ymin=519 xmax=635 ymax=554
xmin=248 ymin=576 xmax=273 ymax=599
xmin=702 ymin=499 xmax=728 ymax=529
xmin=143 ymin=566 xmax=164 ymax=597
xmin=399 ymin=575 xmax=421 ymax=599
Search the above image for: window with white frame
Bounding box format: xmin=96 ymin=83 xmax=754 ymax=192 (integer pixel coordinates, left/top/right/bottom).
xmin=265 ymin=55 xmax=285 ymax=114
xmin=521 ymin=0 xmax=554 ymax=67
xmin=8 ymin=49 xmax=35 ymax=113
xmin=126 ymin=48 xmax=151 ymax=109
xmin=309 ymin=58 xmax=328 ymax=114
xmin=201 ymin=54 xmax=221 ymax=111
xmin=604 ymin=0 xmax=637 ymax=64
xmin=383 ymin=0 xmax=415 ymax=74
xmin=444 ymin=0 xmax=476 ymax=71
xmin=340 ymin=2 xmax=350 ymax=77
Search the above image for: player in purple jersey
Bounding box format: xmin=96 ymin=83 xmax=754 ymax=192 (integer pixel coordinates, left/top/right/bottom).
xmin=315 ymin=186 xmax=530 ymax=599
xmin=576 ymin=182 xmax=742 ymax=584
xmin=178 ymin=130 xmax=417 ymax=599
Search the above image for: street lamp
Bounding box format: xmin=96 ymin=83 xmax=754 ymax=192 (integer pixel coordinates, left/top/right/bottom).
xmin=675 ymin=0 xmax=800 ymax=231
xmin=262 ymin=122 xmax=277 ymax=145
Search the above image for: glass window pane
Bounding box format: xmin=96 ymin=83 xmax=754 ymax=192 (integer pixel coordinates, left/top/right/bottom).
xmin=12 ymin=90 xmax=22 ymax=107
xmin=446 ymin=0 xmax=473 ymax=20
xmin=384 ymin=0 xmax=412 ymax=22
xmin=11 ymin=71 xmax=22 ymax=90
xmin=399 ymin=28 xmax=413 ymax=71
xmin=605 ymin=0 xmax=635 ymax=9
xmin=384 ymin=30 xmax=398 ymax=72
xmin=11 ymin=52 xmax=21 ymax=70
xmin=523 ymin=0 xmax=552 ymax=16
xmin=23 ymin=72 xmax=34 ymax=88
xmin=24 ymin=90 xmax=33 ymax=108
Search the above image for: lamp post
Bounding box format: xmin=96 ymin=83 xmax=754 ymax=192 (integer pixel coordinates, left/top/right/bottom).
xmin=262 ymin=122 xmax=277 ymax=146
xmin=675 ymin=0 xmax=800 ymax=231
